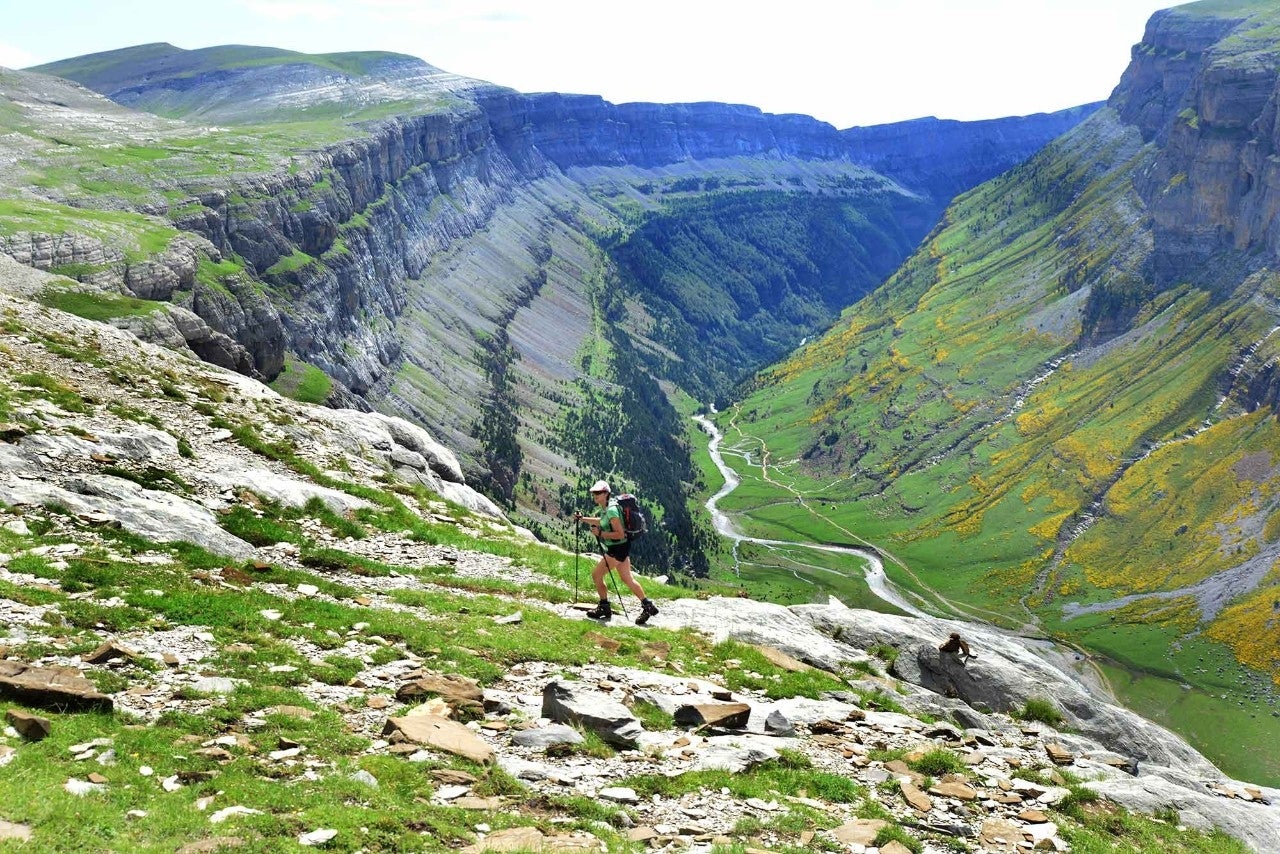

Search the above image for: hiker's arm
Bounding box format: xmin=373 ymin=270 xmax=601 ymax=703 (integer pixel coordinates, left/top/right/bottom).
xmin=606 ymin=514 xmax=632 ymax=540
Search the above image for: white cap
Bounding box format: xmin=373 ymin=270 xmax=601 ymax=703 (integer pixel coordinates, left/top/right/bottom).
xmin=590 ymin=480 xmax=611 ymax=493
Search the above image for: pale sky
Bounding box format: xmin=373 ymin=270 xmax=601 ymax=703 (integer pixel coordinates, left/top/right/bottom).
xmin=1 ymin=0 xmax=1176 ymax=128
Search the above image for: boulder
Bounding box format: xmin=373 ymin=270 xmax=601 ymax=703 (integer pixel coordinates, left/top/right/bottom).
xmin=384 ymin=715 xmax=493 ymax=765
xmin=673 ymin=702 xmax=751 ymax=730
xmin=541 ymin=680 xmax=643 ymax=748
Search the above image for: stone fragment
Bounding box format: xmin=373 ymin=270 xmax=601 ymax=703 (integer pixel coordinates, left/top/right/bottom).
xmin=880 ymin=842 xmax=914 ymax=854
xmin=298 ymin=829 xmax=338 ymax=846
xmin=87 ymin=772 xmax=109 ymax=785
xmin=901 ymin=780 xmax=933 ymax=812
xmin=396 ymin=674 xmax=484 ymax=717
xmin=0 ymin=820 xmax=33 ymax=842
xmin=83 ymin=641 xmax=139 ymax=665
xmin=64 ymin=778 xmax=105 ymax=796
xmin=638 ymin=641 xmax=670 ymax=662
xmin=451 ymin=796 xmax=504 ymax=810
xmin=430 ymin=769 xmax=478 ymax=785
xmin=192 ymin=677 xmax=236 ymax=695
xmin=1018 ymin=809 xmax=1050 ymax=823
xmin=673 ymin=702 xmax=751 ymax=729
xmin=981 ymin=817 xmax=1025 ymax=851
xmin=599 ymin=787 xmax=640 ymax=804
xmin=384 ymin=715 xmax=493 ymax=764
xmin=765 ymin=709 xmax=795 ymax=735
xmin=6 ymin=709 xmax=51 ymax=740
xmin=1045 ymin=743 xmax=1074 ymax=765
xmin=929 ymin=780 xmax=979 ymax=801
xmin=694 ymin=734 xmax=782 ymax=773
xmin=493 ymin=611 xmax=522 ymax=625
xmin=208 ymin=806 xmax=263 ymax=823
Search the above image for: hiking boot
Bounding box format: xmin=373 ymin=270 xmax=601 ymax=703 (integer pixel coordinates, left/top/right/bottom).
xmin=585 ymin=599 xmax=612 ymax=620
xmin=635 ymin=598 xmax=659 ymax=626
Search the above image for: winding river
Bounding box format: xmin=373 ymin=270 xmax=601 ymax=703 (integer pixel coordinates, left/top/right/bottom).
xmin=693 ymin=413 xmax=928 ymax=618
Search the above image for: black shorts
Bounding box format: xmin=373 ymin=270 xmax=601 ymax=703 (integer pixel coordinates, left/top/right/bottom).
xmin=604 ymin=539 xmax=631 ymax=561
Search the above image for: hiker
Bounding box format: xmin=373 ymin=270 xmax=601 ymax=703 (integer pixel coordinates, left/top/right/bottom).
xmin=574 ymin=480 xmax=659 ymax=625
xmin=938 ymin=632 xmax=974 ymax=660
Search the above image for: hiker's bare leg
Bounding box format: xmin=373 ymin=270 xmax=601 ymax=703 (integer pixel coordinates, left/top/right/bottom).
xmin=614 ymin=558 xmax=645 ymax=599
xmin=591 ymin=557 xmax=610 ymax=599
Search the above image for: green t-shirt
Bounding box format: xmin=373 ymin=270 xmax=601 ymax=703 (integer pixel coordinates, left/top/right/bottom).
xmin=597 ymin=500 xmax=622 ymax=544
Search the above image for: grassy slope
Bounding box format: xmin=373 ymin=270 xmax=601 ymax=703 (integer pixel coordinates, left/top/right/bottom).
xmin=719 ymin=107 xmax=1280 ymax=782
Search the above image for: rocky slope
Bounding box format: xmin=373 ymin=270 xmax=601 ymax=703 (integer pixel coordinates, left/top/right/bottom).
xmin=0 ymin=261 xmax=1275 ymax=852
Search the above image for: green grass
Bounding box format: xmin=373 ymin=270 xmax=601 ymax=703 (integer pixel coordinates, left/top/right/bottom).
xmin=269 ymin=356 xmax=333 ymax=404
xmin=1016 ymin=697 xmax=1066 ymax=728
xmin=37 ymin=288 xmax=166 ymax=322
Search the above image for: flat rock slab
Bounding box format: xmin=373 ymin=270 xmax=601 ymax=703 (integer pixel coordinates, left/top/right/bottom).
xmin=385 ymin=715 xmax=493 ymax=765
xmin=0 ymin=661 xmax=112 ymax=712
xmin=753 ymin=644 xmax=814 ymax=672
xmin=0 ymin=819 xmax=32 ymax=842
xmin=829 ymin=819 xmax=887 ymax=846
xmin=461 ymin=826 xmax=600 ymax=853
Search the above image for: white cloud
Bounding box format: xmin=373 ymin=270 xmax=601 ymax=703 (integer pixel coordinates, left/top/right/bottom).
xmin=0 ymin=42 xmax=37 ymax=69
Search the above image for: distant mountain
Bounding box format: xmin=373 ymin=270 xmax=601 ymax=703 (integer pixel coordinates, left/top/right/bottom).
xmin=29 ymin=42 xmax=481 ymax=122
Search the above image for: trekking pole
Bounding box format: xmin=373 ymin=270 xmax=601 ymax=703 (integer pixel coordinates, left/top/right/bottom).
xmin=608 ymin=568 xmax=629 ymax=618
xmin=573 ymin=522 xmax=580 ymax=604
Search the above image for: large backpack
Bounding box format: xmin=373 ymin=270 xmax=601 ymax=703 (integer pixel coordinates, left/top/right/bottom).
xmin=615 ymin=493 xmax=648 ymax=540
